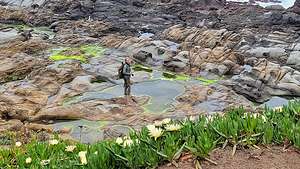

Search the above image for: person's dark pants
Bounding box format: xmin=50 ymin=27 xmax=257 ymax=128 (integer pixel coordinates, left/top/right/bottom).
xmin=123 ymin=76 xmax=131 ymax=96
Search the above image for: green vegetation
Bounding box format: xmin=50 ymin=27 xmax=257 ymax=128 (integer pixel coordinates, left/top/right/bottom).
xmin=133 ymin=64 xmax=153 ymax=73
xmin=162 ymin=72 xmax=217 ymax=84
xmin=49 ymin=45 xmax=105 ymax=63
xmin=162 ymin=72 xmax=189 ymax=81
xmin=196 ymin=77 xmax=218 ymax=85
xmin=1 ymin=101 xmax=300 ymax=169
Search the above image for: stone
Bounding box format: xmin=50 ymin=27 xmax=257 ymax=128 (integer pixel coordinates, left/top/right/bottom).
xmin=286 ymin=51 xmax=300 ymax=69
xmin=0 ymin=53 xmax=45 ymax=84
xmin=245 ymin=47 xmax=287 ymax=60
xmin=0 ymin=119 xmax=23 ymax=132
xmin=224 ymin=59 xmax=300 ymax=102
xmin=133 ymin=50 xmax=153 ymax=62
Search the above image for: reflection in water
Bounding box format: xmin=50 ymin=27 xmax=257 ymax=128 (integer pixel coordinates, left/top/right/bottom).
xmin=66 ymin=79 xmax=185 ymax=113
xmin=53 ymin=120 xmax=108 ymax=144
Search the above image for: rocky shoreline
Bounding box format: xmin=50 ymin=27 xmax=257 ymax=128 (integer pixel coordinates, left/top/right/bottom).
xmin=0 ymin=0 xmax=299 ymax=143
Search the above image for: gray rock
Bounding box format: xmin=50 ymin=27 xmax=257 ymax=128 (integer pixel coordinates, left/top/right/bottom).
xmin=246 ymin=47 xmax=287 ymax=59
xmin=287 ymin=51 xmax=300 ymax=69
xmin=133 ymin=50 xmax=153 ymax=63
xmin=1 ymin=0 xmax=45 ymax=7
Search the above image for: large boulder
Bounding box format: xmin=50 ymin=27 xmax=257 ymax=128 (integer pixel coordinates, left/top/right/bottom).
xmin=224 ymin=58 xmax=300 ymax=102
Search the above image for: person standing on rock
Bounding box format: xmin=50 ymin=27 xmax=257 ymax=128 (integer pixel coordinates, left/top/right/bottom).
xmin=120 ymin=57 xmax=134 ymax=104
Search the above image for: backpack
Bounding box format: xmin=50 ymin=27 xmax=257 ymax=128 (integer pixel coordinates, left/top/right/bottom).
xmin=118 ymin=62 xmax=124 ymax=79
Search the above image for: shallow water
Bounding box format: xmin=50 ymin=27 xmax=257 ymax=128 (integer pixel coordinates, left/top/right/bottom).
xmin=53 ymin=120 xmax=108 ymax=144
xmin=67 ymin=79 xmax=185 ymax=113
xmin=262 ymin=96 xmax=289 ymax=108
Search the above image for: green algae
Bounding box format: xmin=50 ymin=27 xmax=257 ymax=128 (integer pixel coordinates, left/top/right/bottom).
xmin=49 ymin=44 xmax=105 ymax=63
xmin=50 ymin=54 xmax=87 ymax=62
xmin=162 ymin=71 xmax=218 ymax=84
xmin=133 ymin=64 xmax=153 ymax=73
xmin=196 ymin=77 xmax=218 ymax=85
xmin=162 ymin=72 xmax=190 ymax=81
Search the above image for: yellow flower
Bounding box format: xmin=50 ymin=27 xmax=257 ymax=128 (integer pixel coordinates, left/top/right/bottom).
xmin=78 ymin=151 xmax=87 ymax=165
xmin=65 ymin=145 xmax=76 ymax=152
xmin=148 ymin=127 xmax=163 ymax=140
xmin=15 ymin=141 xmax=22 ymax=147
xmin=116 ymin=137 xmax=123 ymax=145
xmin=49 ymin=139 xmax=59 ymax=145
xmin=40 ymin=159 xmax=50 ymax=166
xmin=165 ymin=124 xmax=182 ymax=131
xmin=123 ymin=139 xmax=133 ymax=147
xmin=273 ymin=106 xmax=283 ymax=112
xmin=25 ymin=157 xmax=32 ymax=164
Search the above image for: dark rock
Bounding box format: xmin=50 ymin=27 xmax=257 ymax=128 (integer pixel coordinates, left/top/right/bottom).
xmin=133 ymin=50 xmax=153 ymax=62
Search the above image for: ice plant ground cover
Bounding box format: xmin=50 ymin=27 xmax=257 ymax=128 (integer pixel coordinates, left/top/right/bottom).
xmin=0 ymin=101 xmax=300 ymax=169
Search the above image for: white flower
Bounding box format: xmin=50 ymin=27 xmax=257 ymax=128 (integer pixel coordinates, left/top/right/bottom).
xmin=40 ymin=159 xmax=50 ymax=166
xmin=49 ymin=139 xmax=59 ymax=145
xmin=25 ymin=157 xmax=32 ymax=164
xmin=207 ymin=115 xmax=214 ymax=122
xmin=162 ymin=118 xmax=171 ymax=125
xmin=147 ymin=124 xmax=156 ymax=131
xmin=189 ymin=116 xmax=197 ymax=121
xmin=252 ymin=113 xmax=259 ymax=118
xmin=116 ymin=137 xmax=123 ymax=145
xmin=65 ymin=145 xmax=76 ymax=152
xmin=148 ymin=127 xmax=163 ymax=140
xmin=273 ymin=106 xmax=283 ymax=112
xmin=15 ymin=141 xmax=22 ymax=147
xmin=154 ymin=118 xmax=171 ymax=126
xmin=123 ymin=139 xmax=134 ymax=147
xmin=154 ymin=120 xmax=164 ymax=126
xmin=78 ymin=151 xmax=87 ymax=165
xmin=94 ymin=151 xmax=98 ymax=155
xmin=261 ymin=115 xmax=267 ymax=122
xmin=165 ymin=124 xmax=182 ymax=131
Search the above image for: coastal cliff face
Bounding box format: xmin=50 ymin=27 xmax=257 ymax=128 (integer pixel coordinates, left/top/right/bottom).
xmin=0 ymin=0 xmax=299 ymax=142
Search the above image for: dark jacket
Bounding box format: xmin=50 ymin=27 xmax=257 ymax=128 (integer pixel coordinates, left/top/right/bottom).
xmin=122 ymin=63 xmax=131 ymax=77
